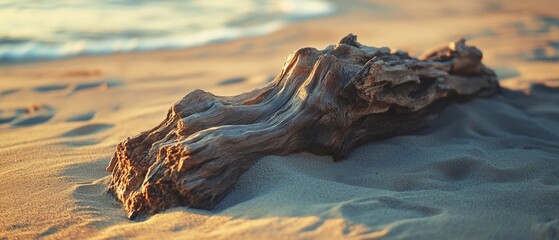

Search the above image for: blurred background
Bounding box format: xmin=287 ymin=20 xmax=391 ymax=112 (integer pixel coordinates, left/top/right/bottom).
xmin=0 ymin=0 xmax=334 ymax=62
xmin=1 ymin=0 xmax=558 ymax=87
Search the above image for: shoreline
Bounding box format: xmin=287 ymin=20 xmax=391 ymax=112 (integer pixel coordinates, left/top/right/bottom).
xmin=0 ymin=0 xmax=338 ymax=65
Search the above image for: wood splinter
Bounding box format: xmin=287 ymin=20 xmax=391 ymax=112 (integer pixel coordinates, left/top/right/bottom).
xmin=106 ymin=34 xmax=500 ymax=219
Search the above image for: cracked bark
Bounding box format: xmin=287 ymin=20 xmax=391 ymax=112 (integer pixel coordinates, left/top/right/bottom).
xmin=107 ymin=34 xmax=500 ymax=219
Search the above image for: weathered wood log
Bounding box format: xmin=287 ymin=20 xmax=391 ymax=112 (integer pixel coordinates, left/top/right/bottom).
xmin=107 ymin=34 xmax=500 ymax=219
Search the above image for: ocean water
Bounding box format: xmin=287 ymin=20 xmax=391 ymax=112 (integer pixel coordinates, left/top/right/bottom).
xmin=0 ymin=0 xmax=334 ymax=62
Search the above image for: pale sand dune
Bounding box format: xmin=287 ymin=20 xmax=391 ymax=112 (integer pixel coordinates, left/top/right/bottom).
xmin=1 ymin=0 xmax=559 ymax=239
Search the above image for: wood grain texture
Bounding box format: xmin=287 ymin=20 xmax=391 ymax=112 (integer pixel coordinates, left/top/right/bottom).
xmin=107 ymin=34 xmax=500 ymax=219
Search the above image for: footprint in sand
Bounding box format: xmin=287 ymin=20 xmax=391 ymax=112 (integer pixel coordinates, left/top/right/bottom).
xmin=0 ymin=115 xmax=18 ymax=124
xmin=0 ymin=88 xmax=19 ymax=97
xmin=12 ymin=114 xmax=54 ymax=127
xmin=33 ymin=84 xmax=69 ymax=92
xmin=61 ymin=123 xmax=114 ymax=137
xmin=61 ymin=139 xmax=101 ymax=147
xmin=218 ymin=77 xmax=246 ymax=86
xmin=31 ymin=79 xmax=124 ymax=94
xmin=66 ymin=111 xmax=95 ymax=122
xmin=60 ymin=123 xmax=111 ymax=147
xmin=72 ymin=80 xmax=123 ymax=92
xmin=2 ymin=104 xmax=56 ymax=127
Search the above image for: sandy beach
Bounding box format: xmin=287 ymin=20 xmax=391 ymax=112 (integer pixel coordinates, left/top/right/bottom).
xmin=1 ymin=0 xmax=559 ymax=239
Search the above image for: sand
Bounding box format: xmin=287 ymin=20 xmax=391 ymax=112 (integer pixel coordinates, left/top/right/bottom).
xmin=1 ymin=0 xmax=559 ymax=239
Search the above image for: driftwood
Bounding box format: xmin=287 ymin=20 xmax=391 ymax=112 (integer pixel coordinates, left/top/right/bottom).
xmin=107 ymin=34 xmax=500 ymax=219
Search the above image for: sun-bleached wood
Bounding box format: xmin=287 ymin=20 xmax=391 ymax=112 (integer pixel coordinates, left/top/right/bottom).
xmin=107 ymin=34 xmax=500 ymax=219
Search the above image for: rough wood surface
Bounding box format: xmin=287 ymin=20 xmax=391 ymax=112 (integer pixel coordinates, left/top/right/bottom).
xmin=107 ymin=34 xmax=500 ymax=219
